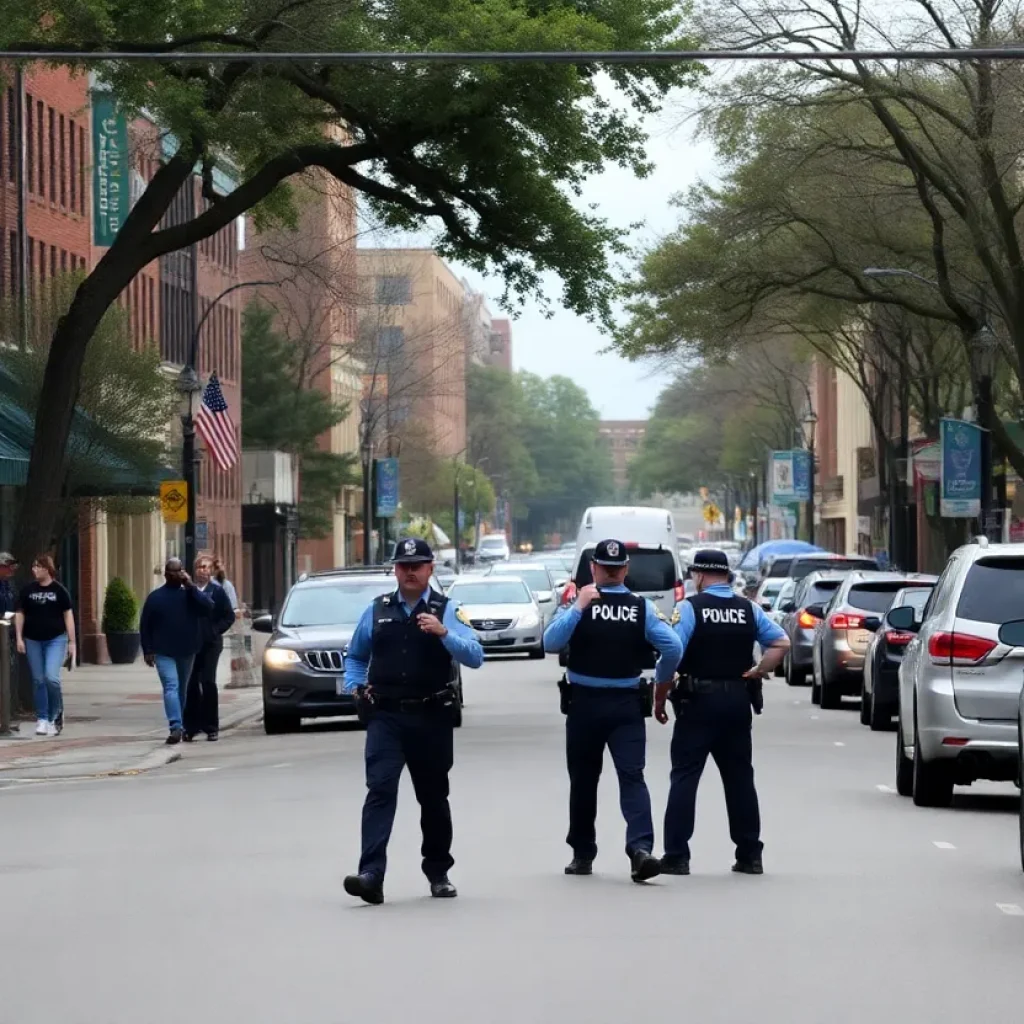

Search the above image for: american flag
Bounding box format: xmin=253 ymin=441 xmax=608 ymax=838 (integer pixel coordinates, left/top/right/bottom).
xmin=195 ymin=374 xmax=239 ymax=471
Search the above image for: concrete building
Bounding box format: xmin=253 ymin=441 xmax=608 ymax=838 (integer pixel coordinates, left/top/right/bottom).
xmin=599 ymin=420 xmax=646 ymax=496
xmin=241 ymin=172 xmax=363 ymax=576
xmin=357 ymin=249 xmax=469 ymax=458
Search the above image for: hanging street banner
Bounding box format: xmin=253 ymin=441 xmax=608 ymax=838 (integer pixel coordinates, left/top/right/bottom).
xmin=374 ymin=458 xmax=399 ymax=518
xmin=940 ymin=417 xmax=983 ymax=518
xmin=771 ymin=450 xmax=812 ymax=505
xmin=91 ymin=92 xmax=130 ymax=247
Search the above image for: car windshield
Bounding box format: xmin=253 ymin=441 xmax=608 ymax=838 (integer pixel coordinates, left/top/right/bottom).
xmin=479 ymin=537 xmax=507 ymax=550
xmin=449 ymin=581 xmax=532 ymax=604
xmin=956 ymin=558 xmax=1024 ymax=624
xmin=764 ymin=557 xmax=793 ymax=577
xmin=575 ymin=549 xmax=677 ymax=591
xmin=847 ymin=583 xmax=907 ymax=613
xmin=280 ymin=581 xmax=394 ymax=626
xmin=792 ymin=557 xmax=878 ymax=580
xmin=493 ymin=568 xmax=552 ymax=591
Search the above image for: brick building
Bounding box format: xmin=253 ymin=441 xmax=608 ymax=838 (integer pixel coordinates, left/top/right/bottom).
xmin=599 ymin=420 xmax=646 ymax=496
xmin=0 ymin=67 xmax=244 ymax=661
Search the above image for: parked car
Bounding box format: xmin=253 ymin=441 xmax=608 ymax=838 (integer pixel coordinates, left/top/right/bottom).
xmin=763 ymin=552 xmax=879 ymax=584
xmin=860 ymin=581 xmax=937 ymax=730
xmin=778 ymin=571 xmax=847 ymax=686
xmin=485 ymin=562 xmax=559 ymax=627
xmin=445 ymin=575 xmax=545 ymax=658
xmin=754 ymin=578 xmax=788 ymax=615
xmin=575 ymin=505 xmax=676 ymax=554
xmin=254 ymin=567 xmax=462 ymax=735
xmin=810 ymin=571 xmax=932 ymax=709
xmin=894 ymin=540 xmax=1024 ymax=807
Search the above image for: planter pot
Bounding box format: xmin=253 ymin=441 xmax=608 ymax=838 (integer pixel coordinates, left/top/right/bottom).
xmin=105 ymin=632 xmax=141 ymax=665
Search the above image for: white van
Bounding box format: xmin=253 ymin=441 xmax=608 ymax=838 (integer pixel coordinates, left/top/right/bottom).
xmin=567 ymin=506 xmax=683 ymax=620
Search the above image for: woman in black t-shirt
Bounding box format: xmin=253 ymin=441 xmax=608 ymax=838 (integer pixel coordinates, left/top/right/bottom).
xmin=15 ymin=554 xmax=76 ymax=737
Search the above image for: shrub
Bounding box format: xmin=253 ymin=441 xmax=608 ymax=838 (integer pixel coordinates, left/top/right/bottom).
xmin=102 ymin=577 xmax=138 ymax=633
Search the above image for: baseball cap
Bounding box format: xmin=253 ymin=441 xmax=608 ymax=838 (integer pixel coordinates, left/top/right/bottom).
xmin=688 ymin=549 xmax=730 ymax=574
xmin=592 ymin=538 xmax=629 ymax=566
xmin=393 ymin=537 xmax=434 ymax=564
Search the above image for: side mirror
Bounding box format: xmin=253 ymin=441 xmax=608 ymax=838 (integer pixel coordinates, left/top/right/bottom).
xmin=886 ymin=605 xmax=919 ymax=632
xmin=252 ymin=614 xmax=274 ymax=634
xmin=997 ymin=619 xmax=1024 ymax=647
xmin=862 ymin=616 xmax=882 ymax=633
xmin=804 ymin=604 xmax=825 ymax=620
xmin=780 ymin=601 xmax=796 ymax=614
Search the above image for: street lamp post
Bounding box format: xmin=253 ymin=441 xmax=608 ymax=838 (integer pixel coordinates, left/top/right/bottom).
xmin=971 ymin=324 xmax=999 ymax=540
xmin=803 ymin=410 xmax=818 ymax=546
xmin=749 ymin=460 xmax=760 ymax=547
xmin=178 ymin=279 xmax=276 ymax=570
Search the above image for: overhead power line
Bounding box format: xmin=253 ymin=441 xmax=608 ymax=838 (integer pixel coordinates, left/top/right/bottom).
xmin=2 ymin=47 xmax=1024 ymax=63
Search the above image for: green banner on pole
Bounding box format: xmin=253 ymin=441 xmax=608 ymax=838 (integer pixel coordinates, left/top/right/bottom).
xmin=91 ymin=92 xmax=129 ymax=247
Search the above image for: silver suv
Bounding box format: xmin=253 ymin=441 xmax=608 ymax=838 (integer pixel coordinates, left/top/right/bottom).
xmin=893 ymin=540 xmax=1024 ymax=807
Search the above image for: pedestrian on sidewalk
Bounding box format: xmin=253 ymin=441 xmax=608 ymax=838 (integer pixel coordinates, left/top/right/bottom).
xmin=14 ymin=555 xmax=75 ymax=737
xmin=0 ymin=551 xmax=18 ymax=615
xmin=183 ymin=556 xmax=235 ymax=742
xmin=212 ymin=556 xmax=242 ymax=621
xmin=140 ymin=558 xmax=214 ymax=745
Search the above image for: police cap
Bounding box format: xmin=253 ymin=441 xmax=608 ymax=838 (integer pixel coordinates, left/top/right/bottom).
xmin=688 ymin=548 xmax=730 ymax=574
xmin=393 ymin=537 xmax=434 ymax=564
xmin=592 ymin=538 xmax=629 ymax=566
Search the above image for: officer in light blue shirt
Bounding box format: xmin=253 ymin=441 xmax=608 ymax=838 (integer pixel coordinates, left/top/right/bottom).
xmin=656 ymin=548 xmax=788 ymax=878
xmin=543 ymin=538 xmax=683 ymax=883
xmin=341 ymin=537 xmax=483 ymax=907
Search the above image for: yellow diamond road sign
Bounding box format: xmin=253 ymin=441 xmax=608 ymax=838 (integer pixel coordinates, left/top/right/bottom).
xmin=160 ymin=481 xmax=188 ymax=524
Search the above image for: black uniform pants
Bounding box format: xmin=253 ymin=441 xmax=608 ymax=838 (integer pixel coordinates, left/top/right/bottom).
xmin=663 ymin=684 xmax=762 ymax=863
xmin=359 ymin=708 xmax=455 ymax=881
xmin=565 ymin=685 xmax=654 ymax=860
xmin=183 ymin=640 xmax=222 ymax=736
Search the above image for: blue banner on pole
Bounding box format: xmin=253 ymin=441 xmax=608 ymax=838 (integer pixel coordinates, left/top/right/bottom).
xmin=771 ymin=450 xmax=811 ymax=505
xmin=792 ymin=449 xmax=812 ymax=501
xmin=940 ymin=418 xmax=982 ymax=518
xmin=374 ymin=458 xmax=399 ymax=518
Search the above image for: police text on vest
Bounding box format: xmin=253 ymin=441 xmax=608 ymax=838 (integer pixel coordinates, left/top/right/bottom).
xmin=591 ymin=604 xmax=639 ymax=623
xmin=701 ymin=607 xmax=748 ymax=624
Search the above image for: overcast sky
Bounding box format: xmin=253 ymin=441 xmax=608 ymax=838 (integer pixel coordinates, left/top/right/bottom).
xmin=454 ymin=102 xmax=719 ymax=420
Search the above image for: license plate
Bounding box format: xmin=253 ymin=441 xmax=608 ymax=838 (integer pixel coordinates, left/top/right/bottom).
xmin=480 ymin=631 xmax=500 ymax=642
xmin=335 ymin=677 xmax=346 ymax=696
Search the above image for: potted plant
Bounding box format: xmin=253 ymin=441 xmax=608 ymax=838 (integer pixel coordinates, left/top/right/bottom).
xmin=102 ymin=577 xmax=140 ymax=664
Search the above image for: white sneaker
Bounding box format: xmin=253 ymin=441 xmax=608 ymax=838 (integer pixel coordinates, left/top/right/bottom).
xmin=46 ymin=721 xmax=58 ymax=737
xmin=35 ymin=719 xmax=48 ymax=736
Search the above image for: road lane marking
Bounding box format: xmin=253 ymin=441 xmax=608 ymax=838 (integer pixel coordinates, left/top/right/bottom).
xmin=271 ymin=762 xmax=292 ymax=769
xmin=810 ymin=715 xmax=820 ymax=720
xmin=932 ymin=841 xmax=956 ymax=850
xmin=190 ymin=767 xmax=222 ymax=773
xmin=834 ymin=741 xmax=845 ymax=747
xmin=997 ymin=903 xmax=1024 ymax=916
xmin=876 ymin=784 xmax=895 ymax=793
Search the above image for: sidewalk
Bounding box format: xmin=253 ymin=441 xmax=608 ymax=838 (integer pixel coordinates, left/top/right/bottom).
xmin=0 ymin=660 xmax=263 ymax=782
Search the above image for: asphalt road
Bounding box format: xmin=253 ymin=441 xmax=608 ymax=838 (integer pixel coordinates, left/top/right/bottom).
xmin=1 ymin=655 xmax=1023 ymax=1024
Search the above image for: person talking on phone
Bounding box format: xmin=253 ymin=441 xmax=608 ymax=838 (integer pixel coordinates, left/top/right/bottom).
xmin=139 ymin=558 xmax=214 ymax=745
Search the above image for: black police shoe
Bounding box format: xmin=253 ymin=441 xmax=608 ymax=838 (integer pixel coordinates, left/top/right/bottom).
xmin=429 ymin=876 xmax=458 ymax=898
xmin=343 ymin=873 xmax=385 ymax=905
xmin=630 ymin=850 xmax=663 ymax=883
xmin=732 ymin=858 xmax=764 ymax=876
xmin=660 ymin=857 xmax=690 ymax=876
xmin=564 ymin=857 xmax=594 ymax=876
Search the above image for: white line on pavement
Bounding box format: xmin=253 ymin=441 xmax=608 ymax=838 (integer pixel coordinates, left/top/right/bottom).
xmin=876 ymin=784 xmax=895 ymax=793
xmin=270 ymin=763 xmax=292 ymax=769
xmin=932 ymin=841 xmax=956 ymax=850
xmin=810 ymin=714 xmax=819 ymax=720
xmin=834 ymin=741 xmax=845 ymax=747
xmin=996 ymin=903 xmax=1024 ymax=916
xmin=190 ymin=767 xmax=223 ymax=773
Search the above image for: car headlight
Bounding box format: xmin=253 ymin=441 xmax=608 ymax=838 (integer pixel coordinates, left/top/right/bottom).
xmin=518 ymin=612 xmax=540 ymax=629
xmin=264 ymin=647 xmax=301 ymax=668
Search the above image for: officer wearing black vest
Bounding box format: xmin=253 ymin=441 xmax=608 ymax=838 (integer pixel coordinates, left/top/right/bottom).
xmin=544 ymin=538 xmax=682 ymax=883
xmin=655 ymin=549 xmax=788 ymax=876
xmin=341 ymin=537 xmax=483 ymax=905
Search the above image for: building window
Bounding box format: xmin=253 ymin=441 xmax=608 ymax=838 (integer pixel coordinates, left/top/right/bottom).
xmin=25 ymin=94 xmax=33 ymax=193
xmin=376 ymin=275 xmax=411 ymax=305
xmin=68 ymin=120 xmax=75 ymax=209
xmin=58 ymin=114 xmax=65 ymax=207
xmin=48 ymin=107 xmax=55 ymax=201
xmin=377 ymin=326 xmax=404 ymax=357
xmin=50 ymin=245 xmax=56 ymax=280
xmin=78 ymin=125 xmax=85 ymax=215
xmin=36 ymin=100 xmax=44 ymax=196
xmin=5 ymin=89 xmax=13 ymax=183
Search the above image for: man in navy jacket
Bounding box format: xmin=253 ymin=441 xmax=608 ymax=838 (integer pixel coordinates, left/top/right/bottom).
xmin=183 ymin=555 xmax=236 ymax=742
xmin=140 ymin=558 xmax=214 ymax=744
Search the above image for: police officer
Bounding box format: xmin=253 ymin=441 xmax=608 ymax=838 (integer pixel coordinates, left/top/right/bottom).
xmin=342 ymin=537 xmax=483 ymax=905
xmin=655 ymin=548 xmax=789 ymax=876
xmin=544 ymin=538 xmax=683 ymax=883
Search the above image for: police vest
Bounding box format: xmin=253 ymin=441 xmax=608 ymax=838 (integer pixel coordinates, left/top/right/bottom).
xmin=678 ymin=592 xmax=757 ymax=680
xmin=566 ymin=591 xmax=650 ymax=680
xmin=367 ymin=590 xmax=454 ymax=698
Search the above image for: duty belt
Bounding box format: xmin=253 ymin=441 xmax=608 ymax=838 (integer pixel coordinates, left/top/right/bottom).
xmin=367 ymin=688 xmax=453 ymax=712
xmin=689 ymin=678 xmax=749 ymax=693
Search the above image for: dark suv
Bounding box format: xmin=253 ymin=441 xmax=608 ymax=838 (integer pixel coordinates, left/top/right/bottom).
xmin=254 ymin=567 xmax=463 ymax=735
xmin=778 ymin=571 xmax=848 ymax=686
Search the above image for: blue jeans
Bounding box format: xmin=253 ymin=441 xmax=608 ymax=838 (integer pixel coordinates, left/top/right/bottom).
xmin=154 ymin=654 xmax=195 ymax=731
xmin=24 ymin=636 xmax=67 ymax=722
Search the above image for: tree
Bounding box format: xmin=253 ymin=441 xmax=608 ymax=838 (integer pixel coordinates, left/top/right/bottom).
xmin=5 ymin=0 xmax=703 ymax=568
xmin=0 ymin=275 xmax=175 ymax=543
xmin=241 ymin=300 xmax=358 ymax=539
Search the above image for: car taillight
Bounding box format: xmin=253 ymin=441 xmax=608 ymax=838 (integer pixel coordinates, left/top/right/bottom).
xmin=829 ymin=612 xmax=863 ymax=630
xmin=927 ymin=631 xmax=996 ymax=664
xmin=797 ymin=610 xmax=819 ymax=629
xmin=884 ymin=630 xmax=914 ymax=646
